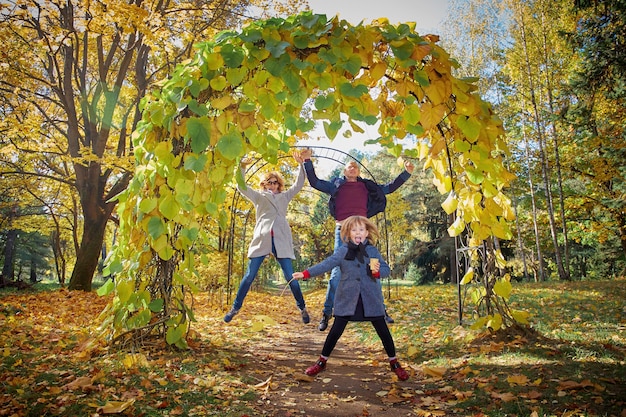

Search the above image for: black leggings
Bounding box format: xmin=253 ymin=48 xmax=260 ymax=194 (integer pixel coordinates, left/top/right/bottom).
xmin=321 ymin=315 xmax=396 ymax=358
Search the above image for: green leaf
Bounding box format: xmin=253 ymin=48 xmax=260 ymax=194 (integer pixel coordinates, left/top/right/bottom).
xmin=339 ymin=82 xmax=369 ymax=98
xmin=221 ymin=44 xmax=245 ymax=68
xmin=117 ymin=280 xmax=134 ymax=304
xmin=147 ymin=216 xmax=166 ymax=239
xmin=159 ymin=193 xmax=180 ymax=220
xmin=149 ymin=299 xmax=164 ymax=313
xmin=342 ymin=55 xmax=362 ymax=75
xmin=186 ymin=116 xmax=211 ymax=154
xmin=315 ymin=94 xmax=335 ymax=110
xmin=404 ymin=103 xmax=421 ymax=125
xmin=226 ymin=67 xmax=247 ymax=86
xmin=139 ymin=198 xmax=158 ymax=214
xmin=456 ymin=115 xmax=482 ymax=142
xmin=466 ymin=168 xmax=485 ymax=185
xmin=217 ymin=131 xmax=244 ymax=160
xmin=413 ymin=69 xmax=430 ymax=87
xmin=323 ymin=120 xmax=343 ymax=140
xmin=96 ymin=278 xmax=115 ymax=296
xmin=183 ymin=153 xmax=207 ymax=172
xmin=391 ymin=40 xmax=414 ymax=60
xmin=265 ymin=39 xmax=291 ymax=57
xmin=166 ymin=324 xmax=186 ymax=345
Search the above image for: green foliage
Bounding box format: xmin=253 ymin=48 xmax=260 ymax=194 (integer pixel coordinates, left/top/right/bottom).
xmin=103 ymin=11 xmax=517 ymax=347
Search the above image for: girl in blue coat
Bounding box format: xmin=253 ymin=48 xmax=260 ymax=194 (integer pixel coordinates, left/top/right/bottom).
xmin=292 ymin=215 xmax=409 ymax=380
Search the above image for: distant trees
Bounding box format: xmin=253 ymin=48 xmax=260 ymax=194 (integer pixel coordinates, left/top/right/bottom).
xmin=0 ymin=0 xmax=303 ymax=291
xmin=443 ymin=0 xmax=625 ymax=280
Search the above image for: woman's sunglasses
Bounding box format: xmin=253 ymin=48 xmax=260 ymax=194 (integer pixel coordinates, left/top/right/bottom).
xmin=266 ymin=180 xmax=278 ymax=185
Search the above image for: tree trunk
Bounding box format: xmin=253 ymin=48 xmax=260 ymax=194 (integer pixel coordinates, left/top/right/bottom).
xmin=522 ymin=108 xmax=546 ymax=282
xmin=517 ymin=4 xmax=569 ymax=280
xmin=68 ymin=211 xmax=110 ymax=291
xmin=539 ymin=4 xmax=571 ymax=280
xmin=2 ymin=229 xmax=18 ymax=285
xmin=30 ymin=257 xmax=37 ymax=283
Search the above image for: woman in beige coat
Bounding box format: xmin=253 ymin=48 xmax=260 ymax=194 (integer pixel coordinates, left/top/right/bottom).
xmin=224 ymin=153 xmax=309 ymax=324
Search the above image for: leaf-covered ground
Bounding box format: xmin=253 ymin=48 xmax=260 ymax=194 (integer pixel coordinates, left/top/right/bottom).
xmin=1 ymin=279 xmax=625 ymax=416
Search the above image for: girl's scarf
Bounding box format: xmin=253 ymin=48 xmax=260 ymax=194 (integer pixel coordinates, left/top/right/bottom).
xmin=345 ymin=241 xmax=368 ymax=263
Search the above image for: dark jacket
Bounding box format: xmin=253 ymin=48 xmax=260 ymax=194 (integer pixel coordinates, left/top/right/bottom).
xmin=303 ymin=159 xmax=411 ymax=219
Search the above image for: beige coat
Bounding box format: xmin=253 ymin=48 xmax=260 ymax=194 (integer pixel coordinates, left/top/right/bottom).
xmin=238 ymin=164 xmax=305 ymax=259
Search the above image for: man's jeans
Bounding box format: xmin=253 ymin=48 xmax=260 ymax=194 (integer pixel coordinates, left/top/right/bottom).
xmin=322 ymin=225 xmax=344 ymax=316
xmin=232 ymin=238 xmax=305 ymax=311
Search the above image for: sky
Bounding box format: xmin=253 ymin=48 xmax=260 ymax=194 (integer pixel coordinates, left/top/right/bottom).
xmin=305 ymin=0 xmax=449 ymax=33
xmin=294 ymin=0 xmax=450 ymax=175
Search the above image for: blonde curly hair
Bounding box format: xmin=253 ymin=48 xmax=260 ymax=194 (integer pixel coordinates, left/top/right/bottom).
xmin=259 ymin=171 xmax=285 ymax=192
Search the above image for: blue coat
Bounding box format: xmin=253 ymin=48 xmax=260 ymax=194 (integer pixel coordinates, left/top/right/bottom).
xmin=306 ymin=242 xmax=390 ymax=318
xmin=303 ymin=160 xmax=412 ymax=219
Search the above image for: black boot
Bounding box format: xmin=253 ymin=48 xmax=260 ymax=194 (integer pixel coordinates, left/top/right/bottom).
xmin=318 ymin=312 xmax=331 ymax=331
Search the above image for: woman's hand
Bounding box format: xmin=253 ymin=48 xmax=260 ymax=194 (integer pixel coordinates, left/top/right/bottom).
xmin=300 ymin=148 xmax=313 ymax=160
xmin=292 ymin=272 xmax=305 ymax=280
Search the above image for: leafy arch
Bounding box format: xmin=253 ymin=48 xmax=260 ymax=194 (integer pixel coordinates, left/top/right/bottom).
xmin=99 ymin=12 xmax=516 ymax=348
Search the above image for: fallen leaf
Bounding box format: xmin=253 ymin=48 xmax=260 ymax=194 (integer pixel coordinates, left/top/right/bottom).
xmin=98 ymin=399 xmax=135 ymax=414
xmin=490 ymin=391 xmax=516 ymax=402
xmin=422 ymin=366 xmax=447 ymax=378
xmin=507 ymin=374 xmax=529 ymax=386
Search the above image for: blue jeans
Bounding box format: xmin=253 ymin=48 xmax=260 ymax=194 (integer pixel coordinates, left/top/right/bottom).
xmin=232 ymin=238 xmax=305 ymax=311
xmin=322 ymin=224 xmax=386 ymax=316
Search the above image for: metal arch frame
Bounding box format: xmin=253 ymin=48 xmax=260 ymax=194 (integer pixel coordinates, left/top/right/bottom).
xmin=225 ymin=145 xmax=392 ymax=304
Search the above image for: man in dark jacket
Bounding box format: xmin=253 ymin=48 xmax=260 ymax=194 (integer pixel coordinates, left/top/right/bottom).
xmin=300 ymin=148 xmax=414 ymax=330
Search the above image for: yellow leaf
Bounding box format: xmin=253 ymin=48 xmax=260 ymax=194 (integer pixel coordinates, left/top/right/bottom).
xmin=447 ymin=216 xmax=465 ymax=237
xmin=98 ymin=399 xmax=135 ymax=414
xmin=507 ymin=374 xmax=529 ymax=386
xmin=486 ymin=313 xmax=502 ymax=331
xmin=460 ymin=267 xmax=474 ymax=285
xmin=493 ymin=279 xmax=512 ymax=300
xmin=511 ymin=309 xmax=531 ymax=325
xmin=422 ymin=366 xmax=447 ymax=378
xmin=441 ymin=191 xmax=458 ymax=214
xmin=250 ymin=321 xmax=265 ymax=332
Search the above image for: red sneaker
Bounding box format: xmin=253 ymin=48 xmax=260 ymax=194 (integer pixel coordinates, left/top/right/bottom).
xmin=390 ymin=359 xmax=409 ymax=381
xmin=305 ymin=357 xmax=327 ymax=376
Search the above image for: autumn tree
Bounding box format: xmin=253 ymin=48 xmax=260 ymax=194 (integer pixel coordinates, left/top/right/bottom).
xmin=0 ymin=0 xmax=305 ymax=292
xmin=563 ymin=0 xmax=626 ymax=274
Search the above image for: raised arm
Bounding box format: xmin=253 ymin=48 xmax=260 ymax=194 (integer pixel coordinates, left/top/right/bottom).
xmin=301 ymin=148 xmax=334 ymax=194
xmin=381 ymin=160 xmax=414 ymax=195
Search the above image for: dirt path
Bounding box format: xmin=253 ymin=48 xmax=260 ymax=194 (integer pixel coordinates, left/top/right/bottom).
xmin=219 ymin=292 xmax=428 ymax=417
